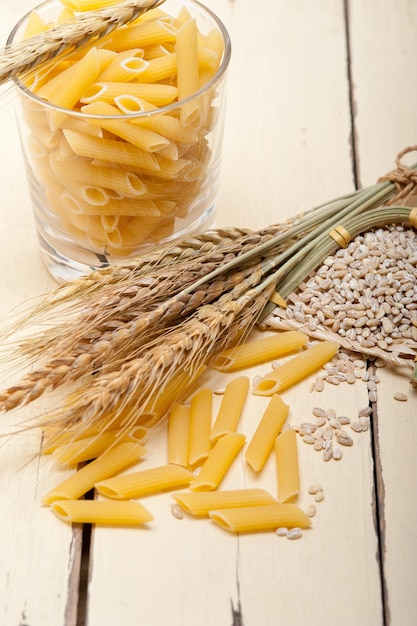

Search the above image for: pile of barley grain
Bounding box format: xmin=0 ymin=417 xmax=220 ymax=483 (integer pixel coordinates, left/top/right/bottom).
xmin=265 ymin=225 xmax=417 ymax=386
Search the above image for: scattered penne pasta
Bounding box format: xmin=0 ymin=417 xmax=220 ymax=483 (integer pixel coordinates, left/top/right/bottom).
xmin=95 ymin=464 xmax=194 ymax=499
xmin=275 ymin=429 xmax=300 ymax=503
xmin=209 ymin=503 xmax=312 ymax=533
xmin=210 ymin=376 xmax=249 ymax=442
xmin=244 ymin=394 xmax=289 ymax=472
xmin=211 ymin=330 xmax=308 ymax=371
xmin=188 ymin=387 xmax=212 ymax=466
xmin=252 ymin=341 xmax=340 ymax=395
xmin=42 ymin=442 xmax=146 ymax=505
xmin=168 ymin=404 xmax=191 ymax=467
xmin=50 ymin=500 xmax=153 ymax=526
xmin=172 ymin=489 xmax=277 ymax=517
xmin=190 ymin=432 xmax=246 ymax=492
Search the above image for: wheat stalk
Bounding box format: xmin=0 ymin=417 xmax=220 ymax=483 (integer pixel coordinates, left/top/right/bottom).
xmin=0 ymin=0 xmax=165 ymax=86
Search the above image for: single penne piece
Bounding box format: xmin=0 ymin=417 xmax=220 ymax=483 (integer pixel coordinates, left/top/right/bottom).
xmin=210 ymin=331 xmax=309 ymax=371
xmin=176 ymin=18 xmax=200 ymax=126
xmin=51 ymin=500 xmax=154 ymax=526
xmin=252 ymin=341 xmax=340 ymax=395
xmin=189 ymin=433 xmax=246 ymax=492
xmin=131 ymin=113 xmax=199 ymax=144
xmin=275 ymin=428 xmax=300 ymax=503
xmin=210 ymin=376 xmax=249 ymax=442
xmin=188 ymin=387 xmax=212 ymax=466
xmin=98 ymin=56 xmax=149 ymax=82
xmin=106 ymin=18 xmax=177 ymax=51
xmin=43 ymin=424 xmax=148 ymax=455
xmin=49 ymin=154 xmax=147 ymax=198
xmin=96 ymin=464 xmax=194 ymax=499
xmin=80 ymin=81 xmax=178 ymax=106
xmin=172 ymin=488 xmax=277 ymax=517
xmin=209 ymin=503 xmax=312 ymax=533
xmin=63 ymin=130 xmax=160 ymax=171
xmin=35 ymin=47 xmax=105 ymax=107
xmin=168 ymin=403 xmax=191 ymax=467
xmin=42 ymin=442 xmax=146 ymax=505
xmin=244 ymin=394 xmax=289 ymax=472
xmin=81 ymin=101 xmax=171 ymax=152
xmin=52 ymin=427 xmax=146 ymax=465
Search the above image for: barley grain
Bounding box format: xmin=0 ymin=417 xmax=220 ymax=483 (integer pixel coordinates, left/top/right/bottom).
xmin=287 ymin=528 xmax=303 ymax=540
xmin=393 ymin=392 xmax=408 ymax=401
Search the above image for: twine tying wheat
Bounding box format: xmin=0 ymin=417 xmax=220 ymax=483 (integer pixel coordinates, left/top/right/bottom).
xmin=378 ymin=145 xmax=417 ymax=205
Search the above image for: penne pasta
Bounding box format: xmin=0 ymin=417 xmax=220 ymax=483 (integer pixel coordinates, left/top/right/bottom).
xmin=252 ymin=341 xmax=340 ymax=395
xmin=98 ymin=55 xmax=149 ymax=83
xmin=106 ymin=18 xmax=178 ymax=51
xmin=176 ymin=19 xmax=200 ymax=126
xmin=209 ymin=503 xmax=312 ymax=533
xmin=50 ymin=500 xmax=154 ymax=525
xmin=211 ymin=330 xmax=309 ymax=371
xmin=63 ymin=130 xmax=160 ymax=171
xmin=189 ymin=433 xmax=246 ymax=492
xmin=275 ymin=428 xmax=300 ymax=503
xmin=80 ymin=81 xmax=178 ymax=107
xmin=81 ymin=101 xmax=171 ymax=152
xmin=49 ymin=153 xmax=147 ymax=198
xmin=52 ymin=427 xmax=146 ymax=465
xmin=210 ymin=376 xmax=249 ymax=442
xmin=95 ymin=464 xmax=193 ymax=499
xmin=42 ymin=442 xmax=146 ymax=505
xmin=244 ymin=394 xmax=289 ymax=472
xmin=172 ymin=488 xmax=277 ymax=517
xmin=188 ymin=387 xmax=212 ymax=466
xmin=168 ymin=403 xmax=191 ymax=467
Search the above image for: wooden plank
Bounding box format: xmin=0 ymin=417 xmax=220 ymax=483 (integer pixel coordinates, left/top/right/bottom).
xmin=348 ymin=1 xmax=417 ymax=624
xmin=371 ymin=365 xmax=417 ymax=626
xmin=205 ymin=0 xmax=355 ymax=231
xmin=348 ymin=0 xmax=417 ymax=187
xmin=0 ymin=3 xmax=82 ymax=625
xmin=83 ymin=3 xmax=382 ymax=622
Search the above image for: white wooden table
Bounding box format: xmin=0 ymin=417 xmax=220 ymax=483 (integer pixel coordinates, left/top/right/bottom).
xmin=1 ymin=1 xmax=416 ymax=625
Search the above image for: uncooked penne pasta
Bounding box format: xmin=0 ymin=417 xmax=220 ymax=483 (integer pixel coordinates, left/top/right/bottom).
xmin=42 ymin=442 xmax=146 ymax=505
xmin=176 ymin=18 xmax=200 ymax=126
xmin=107 ymin=18 xmax=178 ymax=52
xmin=50 ymin=499 xmax=154 ymax=526
xmin=210 ymin=376 xmax=249 ymax=442
xmin=168 ymin=404 xmax=191 ymax=467
xmin=80 ymin=81 xmax=178 ymax=107
xmin=190 ymin=433 xmax=246 ymax=492
xmin=63 ymin=130 xmax=160 ymax=171
xmin=188 ymin=387 xmax=212 ymax=466
xmin=81 ymin=102 xmax=171 ymax=152
xmin=244 ymin=394 xmax=289 ymax=472
xmin=95 ymin=464 xmax=193 ymax=499
xmin=49 ymin=154 xmax=147 ymax=198
xmin=211 ymin=331 xmax=308 ymax=371
xmin=172 ymin=488 xmax=277 ymax=517
xmin=209 ymin=503 xmax=312 ymax=533
xmin=52 ymin=427 xmax=146 ymax=465
xmin=275 ymin=428 xmax=300 ymax=503
xmin=252 ymin=341 xmax=340 ymax=395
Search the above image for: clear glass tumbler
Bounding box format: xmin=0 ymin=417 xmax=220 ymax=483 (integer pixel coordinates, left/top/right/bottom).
xmin=8 ymin=0 xmax=231 ymax=281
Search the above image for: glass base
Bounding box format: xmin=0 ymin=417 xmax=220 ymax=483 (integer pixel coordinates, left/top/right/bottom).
xmin=37 ymin=205 xmax=216 ymax=283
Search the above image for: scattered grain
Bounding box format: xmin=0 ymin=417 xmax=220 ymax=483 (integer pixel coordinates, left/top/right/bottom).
xmin=171 ymin=504 xmax=184 ymax=520
xmin=308 ymin=484 xmax=323 ymax=495
xmin=306 ymin=504 xmax=317 ymax=517
xmin=287 ymin=527 xmax=303 ymax=540
xmin=275 ymin=527 xmax=289 ymax=537
xmin=393 ymin=392 xmax=408 ymax=402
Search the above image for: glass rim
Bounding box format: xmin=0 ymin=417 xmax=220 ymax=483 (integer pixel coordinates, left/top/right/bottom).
xmin=7 ymin=0 xmax=231 ymax=120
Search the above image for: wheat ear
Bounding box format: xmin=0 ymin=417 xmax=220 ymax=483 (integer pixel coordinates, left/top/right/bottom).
xmin=0 ymin=0 xmax=165 ymax=85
